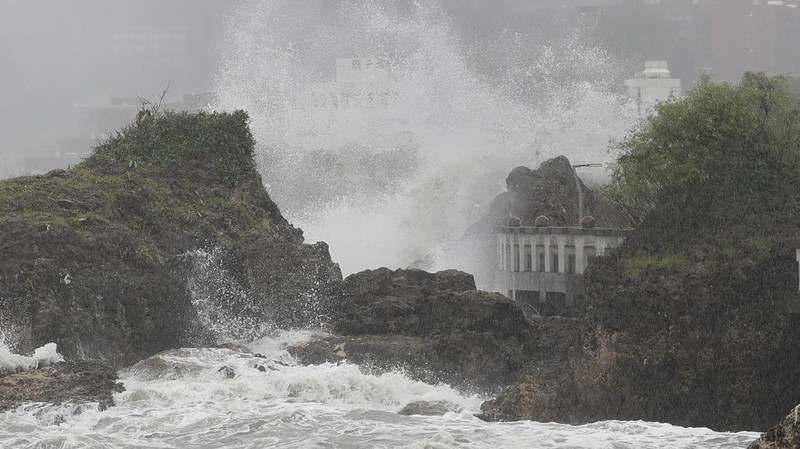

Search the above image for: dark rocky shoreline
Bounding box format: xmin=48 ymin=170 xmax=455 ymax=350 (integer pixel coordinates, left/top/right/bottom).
xmin=0 ymin=111 xmax=795 ymax=449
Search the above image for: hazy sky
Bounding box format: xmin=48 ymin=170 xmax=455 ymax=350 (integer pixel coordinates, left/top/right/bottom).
xmin=0 ymin=0 xmax=578 ymax=170
xmin=2 ymin=0 xmax=798 ymax=177
xmin=0 ymin=0 xmax=229 ymax=161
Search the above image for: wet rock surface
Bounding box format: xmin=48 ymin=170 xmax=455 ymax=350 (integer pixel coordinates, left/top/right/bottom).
xmin=748 ymin=406 xmax=800 ymax=449
xmin=0 ymin=111 xmax=341 ymax=367
xmin=467 ymin=156 xmax=604 ymax=235
xmin=398 ymin=400 xmax=462 ymax=416
xmin=0 ymin=361 xmax=123 ymax=412
xmin=291 ymin=268 xmax=533 ymax=390
xmin=481 ymin=243 xmax=800 ymax=431
xmin=291 ymin=267 xmax=583 ymax=393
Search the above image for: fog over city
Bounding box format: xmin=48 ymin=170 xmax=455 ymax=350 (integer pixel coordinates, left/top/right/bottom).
xmin=3 ymin=0 xmax=800 ymax=178
xmin=3 ymin=0 xmax=800 ymax=275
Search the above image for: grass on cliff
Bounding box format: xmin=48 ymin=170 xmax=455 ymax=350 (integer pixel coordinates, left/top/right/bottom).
xmin=0 ymin=110 xmax=275 ymax=256
xmin=81 ymin=109 xmax=258 ymax=188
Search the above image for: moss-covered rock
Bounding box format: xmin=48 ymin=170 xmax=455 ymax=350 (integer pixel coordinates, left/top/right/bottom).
xmin=574 ymin=240 xmax=800 ymax=431
xmin=0 ymin=111 xmax=342 ymax=366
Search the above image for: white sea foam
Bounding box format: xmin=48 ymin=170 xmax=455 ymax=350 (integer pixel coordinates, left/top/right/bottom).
xmin=0 ymin=331 xmax=761 ymax=448
xmin=0 ymin=332 xmax=63 ymax=375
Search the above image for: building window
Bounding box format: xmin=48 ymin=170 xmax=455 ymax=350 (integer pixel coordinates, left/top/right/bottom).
xmin=566 ymin=245 xmax=576 ymax=274
xmin=525 ymin=245 xmax=532 ymax=272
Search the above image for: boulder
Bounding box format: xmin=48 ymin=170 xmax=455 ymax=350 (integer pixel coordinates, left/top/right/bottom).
xmin=0 ymin=361 xmax=123 ymax=412
xmin=398 ymin=400 xmax=462 ymax=416
xmin=748 ymin=406 xmax=800 ymax=449
xmin=292 ymin=267 xmax=537 ymax=391
xmin=331 ymin=268 xmax=476 ymax=336
xmin=482 ymin=156 xmax=599 ymax=228
xmin=478 ymin=316 xmax=584 ymax=422
xmin=478 ymin=370 xmax=575 ymax=423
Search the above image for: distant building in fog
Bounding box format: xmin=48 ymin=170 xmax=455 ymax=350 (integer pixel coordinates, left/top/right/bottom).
xmin=335 ymin=58 xmax=389 ymax=85
xmin=585 ymin=0 xmax=800 ymax=86
xmin=625 ymin=61 xmax=682 ymax=111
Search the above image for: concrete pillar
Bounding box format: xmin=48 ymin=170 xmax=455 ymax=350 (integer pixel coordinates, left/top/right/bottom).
xmin=557 ymin=236 xmax=566 ymax=274
xmin=531 ymin=236 xmax=538 ymax=272
xmin=504 ymin=233 xmax=510 ymax=271
xmin=525 ymin=235 xmax=535 ymax=271
xmin=517 ymin=234 xmax=524 ymax=273
xmin=575 ymin=236 xmax=585 ymax=274
xmin=597 ymin=237 xmax=607 ymax=256
xmin=497 ymin=232 xmax=503 ymax=271
xmin=544 ymin=237 xmax=551 ymax=273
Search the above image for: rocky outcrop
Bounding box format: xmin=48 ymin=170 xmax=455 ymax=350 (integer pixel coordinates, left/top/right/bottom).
xmin=477 ymin=315 xmax=583 ymax=422
xmin=480 ymin=239 xmax=800 ymax=431
xmin=398 ymin=400 xmax=462 ymax=416
xmin=570 ymin=244 xmax=800 ymax=431
xmin=0 ymin=111 xmax=341 ymax=366
xmin=0 ymin=361 xmax=123 ymax=412
xmin=467 ymin=156 xmax=601 ymax=235
xmin=290 ymin=268 xmax=537 ymax=391
xmin=748 ymin=406 xmax=800 ymax=449
xmin=290 ymin=268 xmax=587 ymax=394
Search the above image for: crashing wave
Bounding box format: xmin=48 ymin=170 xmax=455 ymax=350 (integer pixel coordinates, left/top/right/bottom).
xmin=0 ymin=340 xmax=64 ymax=375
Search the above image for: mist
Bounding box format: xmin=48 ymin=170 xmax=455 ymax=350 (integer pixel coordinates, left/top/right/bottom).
xmin=4 ymin=0 xmax=800 ymax=278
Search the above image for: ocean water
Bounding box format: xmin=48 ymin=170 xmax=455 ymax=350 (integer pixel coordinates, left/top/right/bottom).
xmin=0 ymin=333 xmax=761 ymax=448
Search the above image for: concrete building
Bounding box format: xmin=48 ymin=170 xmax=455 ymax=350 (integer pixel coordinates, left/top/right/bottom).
xmin=494 ymin=225 xmax=631 ymax=316
xmin=625 ymin=61 xmax=682 ymax=111
xmin=335 ymin=58 xmax=389 ymax=85
xmin=586 ymin=0 xmax=800 ymax=86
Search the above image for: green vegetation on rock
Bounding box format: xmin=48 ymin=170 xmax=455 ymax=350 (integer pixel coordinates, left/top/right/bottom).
xmin=578 ymin=74 xmax=800 ymax=430
xmin=484 ymin=74 xmax=800 ymax=432
xmin=0 ymin=110 xmax=341 ymax=366
xmin=607 ymin=73 xmax=800 ymax=250
xmin=83 ymin=110 xmax=258 ymax=189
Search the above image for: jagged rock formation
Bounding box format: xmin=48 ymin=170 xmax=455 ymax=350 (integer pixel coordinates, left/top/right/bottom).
xmin=0 ymin=361 xmax=123 ymax=412
xmin=748 ymin=406 xmax=800 ymax=448
xmin=479 ymin=236 xmax=800 ymax=431
xmin=0 ymin=111 xmax=341 ymax=366
xmin=290 ymin=267 xmax=537 ymax=391
xmin=398 ymin=400 xmax=462 ymax=416
xmin=289 ymin=267 xmax=584 ymax=395
xmin=467 ymin=156 xmax=601 ymax=235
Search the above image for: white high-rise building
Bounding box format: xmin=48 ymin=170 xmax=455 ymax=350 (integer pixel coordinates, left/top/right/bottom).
xmin=625 ymin=61 xmax=682 ymax=112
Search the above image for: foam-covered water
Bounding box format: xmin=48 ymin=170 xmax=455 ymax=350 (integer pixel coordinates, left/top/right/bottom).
xmin=213 ymin=0 xmax=638 ymax=279
xmin=0 ymin=332 xmax=761 ymax=448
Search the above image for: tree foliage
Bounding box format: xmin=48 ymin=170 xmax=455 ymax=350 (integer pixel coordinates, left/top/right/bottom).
xmin=606 ymin=73 xmax=800 ymax=248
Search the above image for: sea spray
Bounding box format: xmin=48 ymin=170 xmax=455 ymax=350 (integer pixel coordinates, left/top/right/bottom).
xmin=0 ymin=331 xmax=63 ymax=375
xmin=186 ymin=248 xmax=273 ymax=343
xmin=213 ymin=0 xmax=638 ymax=281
